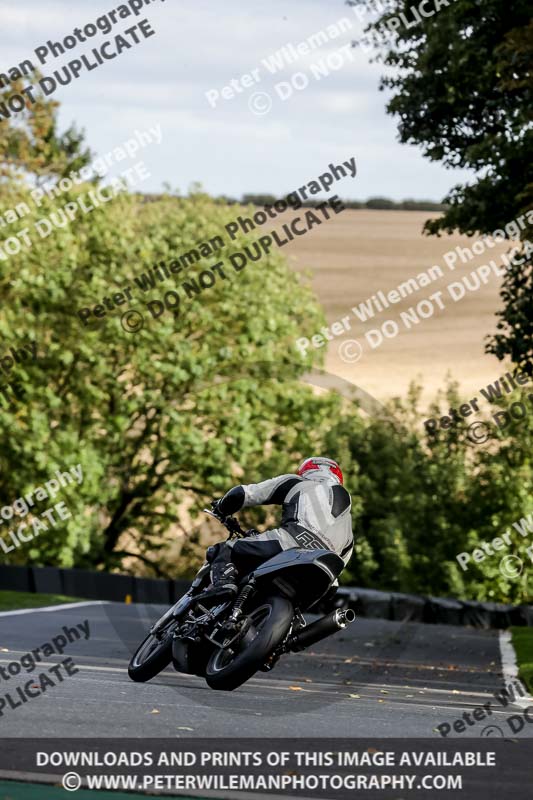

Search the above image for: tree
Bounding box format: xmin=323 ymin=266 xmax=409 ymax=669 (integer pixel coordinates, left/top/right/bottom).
xmin=329 ymin=382 xmax=533 ymax=603
xmin=349 ymin=0 xmax=533 ymax=373
xmin=0 ymin=71 xmax=92 ymax=184
xmin=0 ymin=184 xmax=339 ymax=574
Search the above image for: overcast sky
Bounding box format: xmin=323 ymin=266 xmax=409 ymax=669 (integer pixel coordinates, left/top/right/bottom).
xmin=2 ymin=0 xmax=473 ymax=201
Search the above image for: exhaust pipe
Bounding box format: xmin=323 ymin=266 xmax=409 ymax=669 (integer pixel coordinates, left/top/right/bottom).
xmin=288 ymin=608 xmax=356 ymax=652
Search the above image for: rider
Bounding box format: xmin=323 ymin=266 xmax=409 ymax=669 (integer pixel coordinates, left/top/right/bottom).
xmin=208 ymin=457 xmax=353 ymax=595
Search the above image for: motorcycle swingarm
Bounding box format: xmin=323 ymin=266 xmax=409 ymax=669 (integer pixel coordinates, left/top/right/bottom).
xmin=175 ymin=601 xmax=233 ymax=643
xmin=150 ymin=597 xmax=190 ymax=635
xmin=151 ymin=589 xmax=228 ymax=636
xmin=206 ymin=617 xmax=251 ymax=650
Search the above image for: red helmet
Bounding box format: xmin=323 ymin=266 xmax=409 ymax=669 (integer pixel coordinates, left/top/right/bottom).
xmin=297 ymin=457 xmax=344 ymax=485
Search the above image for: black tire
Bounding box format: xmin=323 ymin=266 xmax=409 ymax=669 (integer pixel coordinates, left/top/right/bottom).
xmin=128 ymin=627 xmax=174 ymax=683
xmin=205 ymin=595 xmax=293 ymax=691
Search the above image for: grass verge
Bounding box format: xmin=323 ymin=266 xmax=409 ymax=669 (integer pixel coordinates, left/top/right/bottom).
xmin=510 ymin=626 xmax=533 ymax=691
xmin=0 ymin=590 xmax=87 ymax=611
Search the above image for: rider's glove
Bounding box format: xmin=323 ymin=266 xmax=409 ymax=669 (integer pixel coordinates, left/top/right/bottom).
xmin=244 ymin=528 xmax=260 ymax=537
xmin=211 ymin=499 xmax=226 ymax=520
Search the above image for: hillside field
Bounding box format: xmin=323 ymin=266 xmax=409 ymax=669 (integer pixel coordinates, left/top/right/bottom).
xmin=280 ymin=209 xmax=511 ymax=407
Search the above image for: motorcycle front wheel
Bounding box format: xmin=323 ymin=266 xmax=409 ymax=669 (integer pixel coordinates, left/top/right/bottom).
xmin=128 ymin=620 xmax=176 ymax=682
xmin=205 ymin=595 xmax=293 ymax=691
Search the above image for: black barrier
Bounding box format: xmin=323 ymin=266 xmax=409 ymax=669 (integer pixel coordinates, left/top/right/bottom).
xmin=0 ymin=565 xmax=192 ymax=607
xmin=461 ymin=599 xmax=516 ymax=629
xmin=61 ymin=568 xmax=100 ymax=600
xmin=390 ymin=591 xmax=426 ymax=623
xmin=425 ymin=596 xmax=464 ymax=626
xmin=31 ymin=565 xmax=62 ymax=595
xmin=333 ymin=588 xmax=533 ymax=629
xmin=518 ymin=604 xmax=533 ymax=625
xmin=134 ymin=577 xmax=170 ymax=604
xmin=0 ymin=565 xmax=32 ymax=592
xmin=1 ymin=565 xmax=531 ymax=629
xmin=341 ymin=587 xmax=392 ymax=619
xmin=171 ymin=578 xmax=193 ymax=599
xmin=91 ymin=569 xmax=136 ymax=602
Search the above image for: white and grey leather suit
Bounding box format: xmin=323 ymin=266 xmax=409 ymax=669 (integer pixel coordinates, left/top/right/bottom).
xmin=211 ymin=473 xmax=354 ymax=582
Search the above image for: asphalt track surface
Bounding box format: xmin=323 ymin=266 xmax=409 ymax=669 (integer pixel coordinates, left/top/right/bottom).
xmin=1 ymin=601 xmax=532 ymax=739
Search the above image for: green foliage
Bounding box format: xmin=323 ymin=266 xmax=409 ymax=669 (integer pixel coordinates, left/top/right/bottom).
xmin=365 ymin=197 xmax=396 ymax=210
xmin=0 ymin=71 xmax=92 ymax=183
xmin=1 ymin=177 xmax=531 ymax=602
xmin=488 ymin=253 xmax=533 ymax=376
xmin=219 ymin=194 xmax=446 ymax=211
xmin=0 ymin=183 xmax=339 ymax=573
xmin=330 ymin=382 xmax=532 ymax=604
xmin=241 ymin=193 xmax=278 ymax=206
xmin=0 ymin=80 xmax=531 ymax=606
xmin=511 ymin=627 xmax=533 ymax=689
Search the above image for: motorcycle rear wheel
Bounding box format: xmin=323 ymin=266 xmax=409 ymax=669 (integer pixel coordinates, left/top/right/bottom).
xmin=205 ymin=595 xmax=293 ymax=691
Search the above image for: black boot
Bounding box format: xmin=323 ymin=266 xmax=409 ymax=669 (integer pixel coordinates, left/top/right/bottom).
xmin=197 ymin=548 xmax=239 ymax=600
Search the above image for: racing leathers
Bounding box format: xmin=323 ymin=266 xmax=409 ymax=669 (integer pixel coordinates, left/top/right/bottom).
xmin=210 ymin=473 xmax=354 ymax=591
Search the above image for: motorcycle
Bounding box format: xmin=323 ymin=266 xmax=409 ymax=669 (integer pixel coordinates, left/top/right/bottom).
xmin=128 ymin=509 xmax=355 ymax=691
